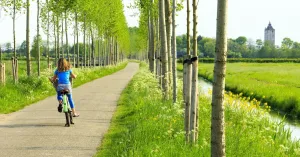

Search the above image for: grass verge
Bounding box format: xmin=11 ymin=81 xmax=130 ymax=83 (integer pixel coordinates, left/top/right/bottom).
xmin=96 ymin=62 xmax=300 ymax=156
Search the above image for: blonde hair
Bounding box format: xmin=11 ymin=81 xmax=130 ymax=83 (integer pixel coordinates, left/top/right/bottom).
xmin=57 ymin=58 xmax=70 ymax=72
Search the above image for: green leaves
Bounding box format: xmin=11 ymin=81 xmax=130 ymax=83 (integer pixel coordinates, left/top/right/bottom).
xmin=1 ymin=0 xmax=24 ymax=16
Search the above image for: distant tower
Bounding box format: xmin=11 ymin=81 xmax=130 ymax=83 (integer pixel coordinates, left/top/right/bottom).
xmin=264 ymin=22 xmax=275 ymax=45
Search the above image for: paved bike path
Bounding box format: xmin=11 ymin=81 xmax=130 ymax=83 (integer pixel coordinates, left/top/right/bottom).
xmin=0 ymin=62 xmax=139 ymax=157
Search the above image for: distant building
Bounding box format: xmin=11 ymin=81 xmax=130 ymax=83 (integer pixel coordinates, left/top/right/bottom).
xmin=264 ymin=22 xmax=275 ymax=45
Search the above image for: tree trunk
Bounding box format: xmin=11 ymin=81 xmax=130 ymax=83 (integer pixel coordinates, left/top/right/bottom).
xmin=155 ymin=16 xmax=161 ymax=84
xmin=13 ymin=0 xmax=16 ymax=58
xmin=73 ymin=23 xmax=76 ymax=65
xmin=65 ymin=10 xmax=69 ymax=62
xmin=184 ymin=0 xmax=192 ymax=143
xmin=115 ymin=40 xmax=118 ymax=64
xmin=88 ymin=32 xmax=91 ymax=67
xmin=109 ymin=37 xmax=112 ymax=65
xmin=159 ymin=0 xmax=169 ymax=99
xmin=26 ymin=0 xmax=31 ymax=77
xmin=211 ymin=0 xmax=228 ymax=156
xmin=190 ymin=0 xmax=199 ymax=143
xmin=57 ymin=16 xmax=60 ymax=60
xmin=13 ymin=0 xmax=17 ymax=82
xmin=165 ymin=0 xmax=172 ymax=92
xmin=172 ymin=0 xmax=177 ymax=103
xmin=75 ymin=11 xmax=79 ymax=68
xmin=37 ymin=0 xmax=40 ymax=76
xmin=98 ymin=38 xmax=101 ymax=66
xmin=53 ymin=14 xmax=57 ymax=64
xmin=46 ymin=0 xmax=50 ymax=68
xmin=90 ymin=28 xmax=95 ymax=67
xmin=87 ymin=33 xmax=90 ymax=68
xmin=61 ymin=18 xmax=64 ymax=58
xmin=104 ymin=39 xmax=107 ymax=66
xmin=83 ymin=14 xmax=86 ymax=68
xmin=149 ymin=0 xmax=155 ymax=73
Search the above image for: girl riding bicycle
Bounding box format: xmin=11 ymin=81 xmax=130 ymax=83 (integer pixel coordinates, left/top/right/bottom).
xmin=50 ymin=58 xmax=79 ymax=117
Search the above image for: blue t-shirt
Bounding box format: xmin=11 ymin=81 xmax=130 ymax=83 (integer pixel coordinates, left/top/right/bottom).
xmin=54 ymin=69 xmax=72 ymax=84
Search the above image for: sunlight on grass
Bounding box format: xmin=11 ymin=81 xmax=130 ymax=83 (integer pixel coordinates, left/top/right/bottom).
xmin=97 ymin=62 xmax=300 ymax=156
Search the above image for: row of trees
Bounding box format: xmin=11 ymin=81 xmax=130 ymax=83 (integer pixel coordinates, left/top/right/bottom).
xmin=0 ymin=0 xmax=130 ymax=79
xmin=1 ymin=39 xmax=91 ymax=60
xmin=177 ymin=35 xmax=300 ymax=58
xmin=135 ymin=0 xmax=228 ymax=156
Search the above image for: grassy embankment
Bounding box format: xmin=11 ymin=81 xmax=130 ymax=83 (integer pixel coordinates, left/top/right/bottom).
xmin=178 ymin=63 xmax=300 ymax=118
xmin=0 ymin=60 xmax=128 ymax=113
xmin=96 ymin=62 xmax=300 ymax=156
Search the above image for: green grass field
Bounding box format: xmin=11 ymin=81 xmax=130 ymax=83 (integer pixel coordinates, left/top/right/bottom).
xmin=178 ymin=63 xmax=300 ymax=118
xmin=96 ymin=62 xmax=300 ymax=156
xmin=0 ymin=61 xmax=128 ymax=113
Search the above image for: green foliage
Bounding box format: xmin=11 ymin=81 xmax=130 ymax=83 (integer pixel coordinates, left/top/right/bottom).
xmin=0 ymin=0 xmax=24 ymax=15
xmin=177 ymin=35 xmax=300 ymax=58
xmin=30 ymin=35 xmax=44 ymax=59
xmin=97 ymin=63 xmax=300 ymax=156
xmin=235 ymin=36 xmax=247 ymax=45
xmin=44 ymin=0 xmax=130 ymax=55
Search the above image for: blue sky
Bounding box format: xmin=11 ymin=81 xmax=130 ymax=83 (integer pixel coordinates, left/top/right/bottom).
xmin=0 ymin=0 xmax=300 ymax=46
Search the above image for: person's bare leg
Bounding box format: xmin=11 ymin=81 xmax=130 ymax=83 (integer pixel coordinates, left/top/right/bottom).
xmin=71 ymin=108 xmax=79 ymax=117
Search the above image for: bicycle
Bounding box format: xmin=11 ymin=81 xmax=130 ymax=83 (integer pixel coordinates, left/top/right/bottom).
xmin=49 ymin=78 xmax=75 ymax=127
xmin=61 ymin=89 xmax=74 ymax=127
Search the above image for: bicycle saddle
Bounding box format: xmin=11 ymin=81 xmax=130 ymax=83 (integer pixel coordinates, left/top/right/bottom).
xmin=61 ymin=89 xmax=70 ymax=94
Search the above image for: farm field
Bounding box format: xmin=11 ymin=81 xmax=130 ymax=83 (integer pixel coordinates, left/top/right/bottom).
xmin=179 ymin=63 xmax=300 ymax=117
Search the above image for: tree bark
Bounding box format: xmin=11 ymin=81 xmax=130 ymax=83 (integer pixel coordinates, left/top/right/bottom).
xmin=75 ymin=11 xmax=79 ymax=67
xmin=159 ymin=0 xmax=169 ymax=99
xmin=149 ymin=0 xmax=155 ymax=73
xmin=172 ymin=0 xmax=177 ymax=103
xmin=65 ymin=10 xmax=69 ymax=61
xmin=90 ymin=28 xmax=95 ymax=67
xmin=83 ymin=14 xmax=86 ymax=68
xmin=26 ymin=0 xmax=31 ymax=77
xmin=53 ymin=14 xmax=57 ymax=64
xmin=13 ymin=0 xmax=17 ymax=82
xmin=61 ymin=18 xmax=64 ymax=58
xmin=98 ymin=38 xmax=101 ymax=66
xmin=190 ymin=0 xmax=199 ymax=143
xmin=46 ymin=0 xmax=50 ymax=68
xmin=57 ymin=16 xmax=60 ymax=60
xmin=165 ymin=0 xmax=172 ymax=92
xmin=155 ymin=16 xmax=161 ymax=84
xmin=13 ymin=0 xmax=16 ymax=58
xmin=37 ymin=0 xmax=40 ymax=76
xmin=211 ymin=0 xmax=228 ymax=156
xmin=184 ymin=0 xmax=192 ymax=143
xmin=73 ymin=23 xmax=76 ymax=65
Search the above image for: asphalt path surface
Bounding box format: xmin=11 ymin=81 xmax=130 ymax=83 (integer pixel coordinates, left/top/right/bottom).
xmin=0 ymin=63 xmax=139 ymax=157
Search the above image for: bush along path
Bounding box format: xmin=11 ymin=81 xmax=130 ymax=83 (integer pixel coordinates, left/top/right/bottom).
xmin=0 ymin=62 xmax=139 ymax=157
xmin=0 ymin=62 xmax=128 ymax=113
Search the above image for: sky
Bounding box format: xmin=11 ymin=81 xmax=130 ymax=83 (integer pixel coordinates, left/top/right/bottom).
xmin=0 ymin=0 xmax=300 ymax=47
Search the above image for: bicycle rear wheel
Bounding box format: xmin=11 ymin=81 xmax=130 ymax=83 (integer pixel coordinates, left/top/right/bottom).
xmin=69 ymin=109 xmax=74 ymax=124
xmin=65 ymin=112 xmax=70 ymax=127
